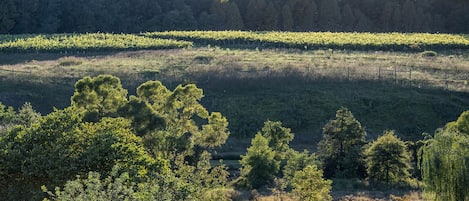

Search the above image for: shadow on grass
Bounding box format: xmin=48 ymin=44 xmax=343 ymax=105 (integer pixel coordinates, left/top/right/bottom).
xmin=0 ymin=51 xmax=126 ymax=65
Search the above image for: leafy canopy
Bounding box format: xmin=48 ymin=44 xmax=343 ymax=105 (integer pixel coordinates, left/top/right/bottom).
xmin=365 ymin=130 xmax=412 ymax=184
xmin=421 ymin=111 xmax=469 ymax=201
xmin=317 ymin=107 xmax=367 ymax=178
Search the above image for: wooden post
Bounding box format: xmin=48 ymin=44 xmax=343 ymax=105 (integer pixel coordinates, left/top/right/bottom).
xmin=409 ymin=68 xmax=412 ymax=87
xmin=378 ymin=66 xmax=381 ymax=81
xmin=347 ymin=67 xmax=350 ymax=81
xmin=394 ymin=66 xmax=398 ymax=85
xmin=445 ymin=71 xmax=448 ymax=90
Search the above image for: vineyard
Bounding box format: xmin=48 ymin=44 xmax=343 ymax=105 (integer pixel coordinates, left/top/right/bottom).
xmin=0 ymin=33 xmax=192 ymax=53
xmin=146 ymin=31 xmax=469 ymax=51
xmin=0 ymin=32 xmax=468 ymax=53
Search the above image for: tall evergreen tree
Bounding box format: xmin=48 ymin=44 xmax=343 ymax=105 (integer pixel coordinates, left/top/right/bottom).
xmin=318 ymin=0 xmax=341 ymax=31
xmin=341 ymin=3 xmax=356 ymax=31
xmin=240 ymin=133 xmax=280 ymax=188
xmin=280 ymin=4 xmax=293 ymax=31
xmin=226 ymin=2 xmax=244 ymax=30
xmin=317 ymin=108 xmax=367 ymax=178
xmin=0 ymin=0 xmax=17 ymax=33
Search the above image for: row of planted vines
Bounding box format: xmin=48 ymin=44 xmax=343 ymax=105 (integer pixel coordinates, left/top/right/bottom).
xmin=146 ymin=31 xmax=469 ymax=51
xmin=0 ymin=32 xmax=467 ymax=53
xmin=0 ymin=33 xmax=193 ymax=53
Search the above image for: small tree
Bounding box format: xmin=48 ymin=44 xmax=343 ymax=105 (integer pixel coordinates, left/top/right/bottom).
xmin=259 ymin=120 xmax=294 ymax=160
xmin=365 ymin=131 xmax=412 ymax=184
xmin=291 ymin=165 xmax=332 ymax=201
xmin=317 ymin=107 xmax=367 ymax=178
xmin=240 ymin=133 xmax=280 ymax=189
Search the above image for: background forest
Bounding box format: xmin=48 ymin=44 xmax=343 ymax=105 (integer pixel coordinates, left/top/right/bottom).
xmin=1 ymin=0 xmax=469 ymax=34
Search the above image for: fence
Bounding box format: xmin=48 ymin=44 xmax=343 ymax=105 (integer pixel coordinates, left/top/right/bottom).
xmin=1 ymin=64 xmax=468 ymax=92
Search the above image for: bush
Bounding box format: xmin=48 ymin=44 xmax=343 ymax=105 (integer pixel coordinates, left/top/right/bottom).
xmin=420 ymin=50 xmax=437 ymax=57
xmin=365 ymin=130 xmax=412 ymax=185
xmin=291 ymin=165 xmax=332 ymax=201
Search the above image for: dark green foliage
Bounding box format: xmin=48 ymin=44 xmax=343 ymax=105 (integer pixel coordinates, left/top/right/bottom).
xmin=118 ymin=96 xmax=165 ymax=136
xmin=421 ymin=111 xmax=469 ymax=201
xmin=71 ymin=75 xmax=128 ymax=121
xmin=365 ymin=131 xmax=412 ymax=184
xmin=1 ymin=0 xmax=469 ymax=33
xmin=317 ymin=107 xmax=367 ymax=179
xmin=259 ymin=121 xmax=294 ymax=159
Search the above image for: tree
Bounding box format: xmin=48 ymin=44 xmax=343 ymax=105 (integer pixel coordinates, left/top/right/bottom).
xmin=16 ymin=102 xmax=41 ymax=127
xmin=421 ymin=111 xmax=469 ymax=201
xmin=36 ymin=0 xmax=62 ymax=33
xmin=240 ymin=133 xmax=280 ymax=188
xmin=226 ymin=2 xmax=244 ymax=30
xmin=135 ymin=80 xmax=229 ymax=159
xmin=280 ymin=4 xmax=293 ymax=31
xmin=379 ymin=1 xmax=394 ymax=32
xmin=71 ymin=75 xmax=128 ymax=121
xmin=401 ymin=0 xmax=418 ymax=31
xmin=341 ymin=3 xmax=356 ymax=31
xmin=317 ymin=107 xmax=367 ymax=178
xmin=259 ymin=120 xmax=294 ymax=158
xmin=289 ymin=0 xmax=317 ymax=31
xmin=365 ymin=131 xmax=412 ymax=184
xmin=318 ymin=0 xmax=341 ymax=31
xmin=0 ymin=0 xmax=17 ymax=33
xmin=282 ymin=149 xmax=320 ymax=187
xmin=290 ymin=165 xmax=332 ymax=201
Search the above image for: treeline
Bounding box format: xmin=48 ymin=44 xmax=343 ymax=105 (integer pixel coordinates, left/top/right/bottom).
xmin=1 ymin=0 xmax=468 ymax=34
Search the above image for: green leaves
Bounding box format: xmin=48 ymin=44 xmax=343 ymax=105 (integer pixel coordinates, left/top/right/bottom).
xmin=365 ymin=131 xmax=412 ymax=184
xmin=421 ymin=112 xmax=469 ymax=201
xmin=240 ymin=133 xmax=279 ymax=189
xmin=72 ymin=75 xmax=128 ymax=121
xmin=291 ymin=165 xmax=332 ymax=201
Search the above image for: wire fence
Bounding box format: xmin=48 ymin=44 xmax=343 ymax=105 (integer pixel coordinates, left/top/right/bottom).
xmin=1 ymin=64 xmax=469 ymax=92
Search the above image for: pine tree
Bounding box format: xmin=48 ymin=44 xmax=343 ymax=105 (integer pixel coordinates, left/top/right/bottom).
xmin=226 ymin=2 xmax=244 ymax=30
xmin=317 ymin=107 xmax=367 ymax=178
xmin=341 ymin=3 xmax=356 ymax=31
xmin=0 ymin=0 xmax=17 ymax=33
xmin=281 ymin=4 xmax=294 ymax=31
xmin=240 ymin=133 xmax=280 ymax=188
xmin=318 ymin=0 xmax=341 ymax=31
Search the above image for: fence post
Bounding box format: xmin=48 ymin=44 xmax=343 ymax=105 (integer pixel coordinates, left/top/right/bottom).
xmin=347 ymin=67 xmax=350 ymax=81
xmin=378 ymin=66 xmax=381 ymax=81
xmin=394 ymin=66 xmax=398 ymax=85
xmin=445 ymin=71 xmax=448 ymax=90
xmin=409 ymin=68 xmax=412 ymax=87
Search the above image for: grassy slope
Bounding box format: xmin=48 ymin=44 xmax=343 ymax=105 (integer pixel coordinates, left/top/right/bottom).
xmin=1 ymin=48 xmax=469 ymax=144
xmin=1 ymin=46 xmax=469 ymax=201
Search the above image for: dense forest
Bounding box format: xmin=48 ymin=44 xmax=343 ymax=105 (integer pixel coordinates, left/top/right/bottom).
xmin=1 ymin=0 xmax=469 ymax=34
